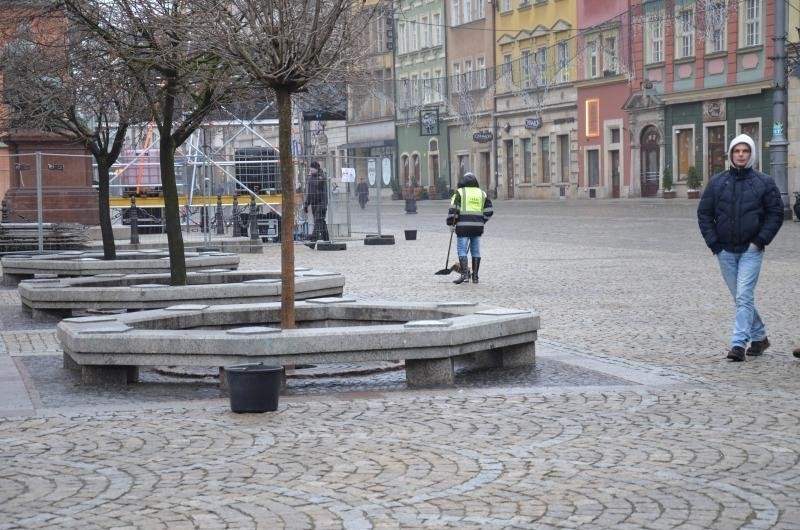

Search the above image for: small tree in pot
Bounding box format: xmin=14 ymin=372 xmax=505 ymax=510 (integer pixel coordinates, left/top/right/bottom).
xmin=662 ymin=167 xmax=676 ymax=199
xmin=686 ymin=166 xmax=701 ymax=199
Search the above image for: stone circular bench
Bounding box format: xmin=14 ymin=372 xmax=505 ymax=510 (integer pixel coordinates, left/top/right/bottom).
xmin=18 ymin=268 xmax=345 ymax=321
xmin=1 ymin=249 xmax=240 ymax=286
xmin=57 ymin=299 xmax=540 ymax=388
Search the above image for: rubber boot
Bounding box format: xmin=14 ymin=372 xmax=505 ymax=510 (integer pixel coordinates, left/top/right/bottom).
xmin=471 ymin=257 xmax=481 ymax=284
xmin=453 ymin=257 xmax=469 ymax=284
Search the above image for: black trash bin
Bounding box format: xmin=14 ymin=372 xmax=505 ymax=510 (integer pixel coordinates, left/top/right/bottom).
xmin=226 ymin=363 xmax=283 ymax=413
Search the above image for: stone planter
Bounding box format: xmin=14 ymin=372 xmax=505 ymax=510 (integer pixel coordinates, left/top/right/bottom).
xmin=663 ymin=190 xmax=677 ymax=199
xmin=687 ymin=190 xmax=700 ymax=199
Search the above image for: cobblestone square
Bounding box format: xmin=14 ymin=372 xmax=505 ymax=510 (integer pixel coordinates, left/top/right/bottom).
xmin=1 ymin=199 xmax=799 ymax=529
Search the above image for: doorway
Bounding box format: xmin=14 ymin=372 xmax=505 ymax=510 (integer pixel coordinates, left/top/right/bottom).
xmin=640 ymin=126 xmax=660 ymax=198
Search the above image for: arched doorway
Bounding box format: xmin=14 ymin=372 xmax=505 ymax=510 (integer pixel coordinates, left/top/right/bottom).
xmin=640 ymin=126 xmax=660 ymax=198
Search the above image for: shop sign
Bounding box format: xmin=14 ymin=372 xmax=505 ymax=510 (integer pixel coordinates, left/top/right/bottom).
xmin=524 ymin=117 xmax=542 ymax=130
xmin=472 ymin=130 xmax=494 ymax=143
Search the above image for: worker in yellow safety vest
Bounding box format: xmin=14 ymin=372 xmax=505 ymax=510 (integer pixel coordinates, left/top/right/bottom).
xmin=446 ymin=172 xmax=493 ymax=284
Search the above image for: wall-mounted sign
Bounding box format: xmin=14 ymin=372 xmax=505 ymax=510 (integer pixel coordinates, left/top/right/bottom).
xmin=702 ymin=100 xmax=726 ymax=122
xmin=419 ymin=108 xmax=439 ymax=136
xmin=341 ymin=167 xmax=356 ymax=183
xmin=472 ymin=130 xmax=494 ymax=143
xmin=524 ymin=117 xmax=542 ymax=130
xmin=47 ymin=163 xmax=64 ymax=171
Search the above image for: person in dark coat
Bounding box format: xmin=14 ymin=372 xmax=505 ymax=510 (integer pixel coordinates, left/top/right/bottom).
xmin=303 ymin=161 xmax=329 ymax=241
xmin=697 ymin=134 xmax=784 ymax=362
xmin=446 ymin=172 xmax=493 ymax=284
xmin=356 ymin=178 xmax=369 ymax=209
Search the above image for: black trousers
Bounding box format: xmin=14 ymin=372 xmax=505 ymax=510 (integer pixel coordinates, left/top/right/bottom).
xmin=311 ymin=204 xmax=329 ymax=241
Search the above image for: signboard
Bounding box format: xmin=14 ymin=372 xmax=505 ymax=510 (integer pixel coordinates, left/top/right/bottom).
xmin=472 ymin=130 xmax=493 ymax=143
xmin=341 ymin=167 xmax=356 ymax=183
xmin=367 ymin=159 xmax=376 ymax=186
xmin=419 ymin=108 xmax=439 ymax=136
xmin=524 ymin=117 xmax=542 ymax=130
xmin=381 ymin=157 xmax=392 ymax=186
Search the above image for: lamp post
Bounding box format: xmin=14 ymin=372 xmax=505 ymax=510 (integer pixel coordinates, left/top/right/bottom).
xmin=770 ymin=0 xmax=791 ymax=220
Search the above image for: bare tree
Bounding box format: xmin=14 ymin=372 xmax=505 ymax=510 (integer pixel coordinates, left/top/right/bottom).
xmin=1 ymin=9 xmax=149 ymax=259
xmin=56 ymin=0 xmax=240 ymax=285
xmin=209 ymin=0 xmax=379 ymax=329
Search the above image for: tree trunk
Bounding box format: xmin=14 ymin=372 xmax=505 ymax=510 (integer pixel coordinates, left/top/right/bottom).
xmin=277 ymin=86 xmax=296 ymax=329
xmin=95 ymin=157 xmax=116 ymax=260
xmin=159 ymin=127 xmax=187 ymax=286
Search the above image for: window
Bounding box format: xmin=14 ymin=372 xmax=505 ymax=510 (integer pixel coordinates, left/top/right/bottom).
xmin=451 ymin=0 xmax=459 ymax=26
xmin=422 ymin=72 xmax=432 ymax=104
xmin=453 ymin=63 xmax=462 ymax=93
xmin=501 ymin=0 xmax=511 ymax=12
xmin=522 ymin=138 xmax=532 ymax=183
xmin=398 ymin=23 xmax=407 ymax=54
xmin=585 ymin=99 xmax=599 ymax=137
xmin=743 ymin=0 xmax=761 ymax=47
xmin=611 ymin=128 xmax=620 ymax=144
xmin=586 ymin=40 xmax=598 ymax=78
xmin=432 ymin=13 xmax=442 ymax=46
xmin=477 ymin=57 xmax=487 ymax=88
xmin=521 ymin=50 xmax=533 ymax=89
xmin=706 ymin=0 xmax=726 ymax=53
xmin=477 ymin=0 xmax=485 ymax=19
xmin=677 ymin=8 xmax=695 ymax=58
xmin=463 ymin=0 xmax=472 ymax=24
xmin=604 ymin=36 xmax=617 ymax=74
xmin=465 ymin=59 xmax=473 ymax=90
xmin=410 ymin=20 xmax=418 ymax=52
xmin=536 ymin=46 xmax=548 ymax=86
xmin=503 ymin=54 xmax=513 ymax=92
xmin=539 ymin=136 xmax=551 ymax=184
xmin=400 ymin=78 xmax=410 ymax=109
xmin=557 ymin=41 xmax=569 ymax=83
xmin=433 ymin=69 xmax=443 ymax=102
xmin=647 ymin=15 xmax=664 ymax=63
xmin=421 ymin=16 xmax=430 ymax=48
xmin=410 ymin=74 xmax=419 ymax=106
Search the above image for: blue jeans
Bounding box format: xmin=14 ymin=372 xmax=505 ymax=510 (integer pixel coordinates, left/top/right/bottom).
xmin=456 ymin=236 xmax=480 ymax=258
xmin=717 ymin=246 xmax=766 ymax=348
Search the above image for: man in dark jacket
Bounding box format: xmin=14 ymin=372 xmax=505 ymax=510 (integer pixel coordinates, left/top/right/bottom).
xmin=446 ymin=172 xmax=493 ymax=284
xmin=698 ymin=134 xmax=784 ymax=362
xmin=303 ymin=161 xmax=329 ymax=241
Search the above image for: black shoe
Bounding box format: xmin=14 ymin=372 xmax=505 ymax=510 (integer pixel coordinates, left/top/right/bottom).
xmin=746 ymin=337 xmax=770 ymax=356
xmin=793 ymin=348 xmax=800 ymax=359
xmin=727 ymin=346 xmax=746 ymax=362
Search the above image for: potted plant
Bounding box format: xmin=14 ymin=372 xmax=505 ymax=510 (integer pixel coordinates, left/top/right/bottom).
xmin=685 ymin=166 xmax=701 ymax=199
xmin=662 ymin=167 xmax=676 ymax=199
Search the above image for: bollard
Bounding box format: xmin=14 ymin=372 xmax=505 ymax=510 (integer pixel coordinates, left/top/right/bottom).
xmin=231 ymin=194 xmax=241 ymax=237
xmin=216 ymin=194 xmax=225 ymax=235
xmin=1 ymin=199 xmax=8 ymax=223
xmin=249 ymin=196 xmax=260 ymax=241
xmin=129 ymin=196 xmax=139 ymax=245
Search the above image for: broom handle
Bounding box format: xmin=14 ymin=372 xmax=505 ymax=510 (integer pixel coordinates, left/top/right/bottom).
xmin=443 ymin=227 xmax=454 ymax=268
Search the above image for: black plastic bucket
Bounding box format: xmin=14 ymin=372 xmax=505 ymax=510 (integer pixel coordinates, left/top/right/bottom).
xmin=404 ymin=230 xmax=417 ymax=240
xmin=226 ymin=363 xmax=283 ymax=413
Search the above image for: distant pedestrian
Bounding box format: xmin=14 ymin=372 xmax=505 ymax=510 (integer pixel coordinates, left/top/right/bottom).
xmin=446 ymin=172 xmax=493 ymax=284
xmin=303 ymin=161 xmax=329 ymax=241
xmin=356 ymin=178 xmax=369 ymax=209
xmin=697 ymin=134 xmax=784 ymax=362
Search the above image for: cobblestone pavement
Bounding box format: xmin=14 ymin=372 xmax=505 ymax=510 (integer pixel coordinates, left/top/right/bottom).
xmin=1 ymin=199 xmax=800 ymax=529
